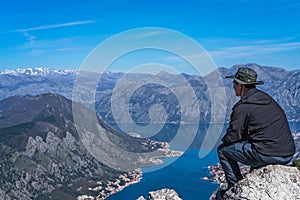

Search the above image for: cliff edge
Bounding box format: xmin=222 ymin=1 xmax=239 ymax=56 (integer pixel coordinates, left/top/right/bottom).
xmin=137 ymin=188 xmax=182 ymax=200
xmin=211 ymin=165 xmax=300 ymax=200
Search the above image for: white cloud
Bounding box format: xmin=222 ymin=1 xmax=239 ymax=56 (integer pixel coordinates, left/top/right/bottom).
xmin=207 ymin=39 xmax=300 ymax=59
xmin=28 ymin=49 xmax=45 ymax=57
xmin=15 ymin=20 xmax=96 ymax=32
xmin=56 ymin=47 xmax=84 ymax=51
xmin=128 ymin=30 xmax=166 ymax=39
xmin=23 ymin=31 xmax=36 ymax=46
xmin=13 ymin=21 xmax=96 ymax=57
xmin=164 ymin=53 xmax=211 ymax=62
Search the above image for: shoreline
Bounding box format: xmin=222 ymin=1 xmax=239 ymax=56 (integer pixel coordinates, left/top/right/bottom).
xmin=76 ymin=169 xmax=143 ymax=200
xmin=202 ymin=163 xmax=250 ymax=200
xmin=77 ymin=143 xmax=183 ymax=200
xmin=201 ymin=163 xmax=250 ymax=184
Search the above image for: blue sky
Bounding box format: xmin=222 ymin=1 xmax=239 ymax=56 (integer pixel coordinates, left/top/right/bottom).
xmin=0 ymin=0 xmax=300 ymax=74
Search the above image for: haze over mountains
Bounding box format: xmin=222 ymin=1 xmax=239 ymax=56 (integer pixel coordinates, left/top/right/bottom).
xmin=1 ymin=63 xmax=299 ymax=123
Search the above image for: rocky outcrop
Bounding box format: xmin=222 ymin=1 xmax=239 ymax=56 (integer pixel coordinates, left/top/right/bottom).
xmin=137 ymin=188 xmax=182 ymax=200
xmin=0 ymin=93 xmax=179 ymax=199
xmin=221 ymin=165 xmax=300 ymax=200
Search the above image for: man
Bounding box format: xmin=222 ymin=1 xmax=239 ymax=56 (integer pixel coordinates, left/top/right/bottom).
xmin=216 ymin=67 xmax=295 ymax=199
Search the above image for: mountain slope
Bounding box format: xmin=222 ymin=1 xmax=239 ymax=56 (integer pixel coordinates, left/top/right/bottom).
xmin=0 ymin=93 xmax=172 ymax=199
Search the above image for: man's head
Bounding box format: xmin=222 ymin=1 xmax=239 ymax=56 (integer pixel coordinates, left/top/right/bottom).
xmin=226 ymin=67 xmax=264 ymax=96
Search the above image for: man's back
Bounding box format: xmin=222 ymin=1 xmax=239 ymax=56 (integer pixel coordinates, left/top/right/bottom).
xmin=239 ymin=88 xmax=295 ymax=157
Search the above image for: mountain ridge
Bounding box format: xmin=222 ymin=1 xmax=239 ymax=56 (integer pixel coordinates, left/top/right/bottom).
xmin=2 ymin=64 xmax=300 ymax=75
xmin=0 ymin=92 xmax=179 ymax=199
xmin=1 ymin=65 xmax=299 ymax=147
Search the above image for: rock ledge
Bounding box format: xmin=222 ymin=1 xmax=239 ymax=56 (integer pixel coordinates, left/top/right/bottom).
xmin=223 ymin=165 xmax=300 ymax=200
xmin=137 ymin=188 xmax=182 ymax=200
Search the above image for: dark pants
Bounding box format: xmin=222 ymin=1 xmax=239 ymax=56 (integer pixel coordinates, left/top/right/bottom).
xmin=217 ymin=141 xmax=293 ymax=188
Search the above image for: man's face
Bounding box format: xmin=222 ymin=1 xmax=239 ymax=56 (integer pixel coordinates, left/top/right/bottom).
xmin=233 ymin=80 xmax=242 ymax=96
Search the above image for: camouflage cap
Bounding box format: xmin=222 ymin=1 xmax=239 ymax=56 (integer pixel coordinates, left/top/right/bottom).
xmin=225 ymin=67 xmax=264 ymax=85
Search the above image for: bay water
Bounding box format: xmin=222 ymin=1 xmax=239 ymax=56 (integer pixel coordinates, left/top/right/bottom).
xmin=107 ymin=122 xmax=300 ymax=200
xmin=107 ymin=149 xmax=219 ymax=200
xmin=106 ymin=123 xmax=223 ymax=200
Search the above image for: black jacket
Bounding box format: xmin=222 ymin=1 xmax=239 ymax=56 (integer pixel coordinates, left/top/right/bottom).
xmin=222 ymin=88 xmax=295 ymax=157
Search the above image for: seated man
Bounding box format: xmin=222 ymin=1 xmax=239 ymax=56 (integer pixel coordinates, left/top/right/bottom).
xmin=216 ymin=67 xmax=295 ymax=199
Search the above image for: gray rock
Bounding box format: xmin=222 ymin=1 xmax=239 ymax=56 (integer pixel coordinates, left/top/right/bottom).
xmin=223 ymin=165 xmax=300 ymax=200
xmin=137 ymin=188 xmax=182 ymax=200
xmin=0 ymin=93 xmax=175 ymax=199
xmin=24 ymin=137 xmax=37 ymax=157
xmin=63 ymin=131 xmax=76 ymax=151
xmin=45 ymin=132 xmax=61 ymax=155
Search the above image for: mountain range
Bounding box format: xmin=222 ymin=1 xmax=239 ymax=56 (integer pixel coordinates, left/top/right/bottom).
xmin=1 ymin=64 xmax=299 ymax=123
xmin=0 ymin=63 xmax=299 ymax=199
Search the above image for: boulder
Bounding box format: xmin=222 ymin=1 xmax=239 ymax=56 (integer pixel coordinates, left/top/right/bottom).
xmin=223 ymin=165 xmax=300 ymax=200
xmin=137 ymin=188 xmax=182 ymax=200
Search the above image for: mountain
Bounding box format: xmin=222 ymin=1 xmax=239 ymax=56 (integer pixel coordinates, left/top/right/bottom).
xmin=1 ymin=64 xmax=299 ymax=150
xmin=0 ymin=64 xmax=299 ymax=198
xmin=1 ymin=64 xmax=299 ymax=124
xmin=0 ymin=93 xmax=176 ymax=199
xmin=0 ymin=67 xmax=76 ymax=76
xmin=0 ymin=68 xmax=77 ymax=101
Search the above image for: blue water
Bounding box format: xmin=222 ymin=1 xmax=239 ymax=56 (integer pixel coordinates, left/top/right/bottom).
xmin=107 ymin=149 xmax=219 ymax=200
xmin=106 ymin=122 xmax=300 ymax=200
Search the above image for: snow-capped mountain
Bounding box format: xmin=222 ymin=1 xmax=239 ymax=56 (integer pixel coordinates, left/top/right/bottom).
xmin=0 ymin=64 xmax=299 ymax=123
xmin=0 ymin=67 xmax=77 ymax=76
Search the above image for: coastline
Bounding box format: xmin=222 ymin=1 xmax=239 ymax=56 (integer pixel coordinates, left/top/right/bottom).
xmin=201 ymin=163 xmax=250 ymax=200
xmin=138 ymin=142 xmax=184 ymax=167
xmin=202 ymin=163 xmax=250 ymax=184
xmin=94 ymin=149 xmax=221 ymax=200
xmin=77 ymin=169 xmax=143 ymax=200
xmin=77 ymin=142 xmax=183 ymax=200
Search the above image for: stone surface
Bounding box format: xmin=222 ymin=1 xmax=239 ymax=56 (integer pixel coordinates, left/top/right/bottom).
xmin=137 ymin=188 xmax=182 ymax=200
xmin=223 ymin=165 xmax=300 ymax=200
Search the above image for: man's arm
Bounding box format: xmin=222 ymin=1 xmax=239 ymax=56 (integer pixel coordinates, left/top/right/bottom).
xmin=222 ymin=103 xmax=248 ymax=144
